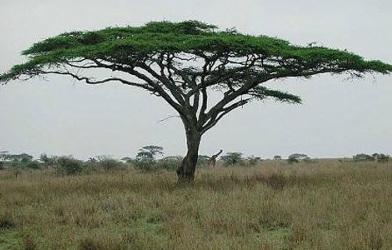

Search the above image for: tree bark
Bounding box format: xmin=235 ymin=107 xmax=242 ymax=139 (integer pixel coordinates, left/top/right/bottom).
xmin=176 ymin=129 xmax=201 ymax=183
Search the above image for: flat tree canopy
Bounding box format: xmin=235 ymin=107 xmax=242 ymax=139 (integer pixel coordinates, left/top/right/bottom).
xmin=1 ymin=21 xmax=391 ymax=182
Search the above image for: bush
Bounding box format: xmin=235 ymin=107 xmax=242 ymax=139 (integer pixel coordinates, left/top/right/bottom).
xmin=157 ymin=156 xmax=182 ymax=171
xmin=0 ymin=161 xmax=4 ymax=170
xmin=39 ymin=154 xmax=57 ymax=166
xmin=56 ymin=157 xmax=83 ymax=175
xmin=221 ymin=152 xmax=243 ymax=166
xmin=96 ymin=157 xmax=123 ymax=171
xmin=134 ymin=159 xmax=156 ymax=171
xmin=24 ymin=161 xmax=41 ymax=170
xmin=197 ymin=155 xmax=210 ymax=167
xmin=246 ymin=156 xmax=262 ymax=166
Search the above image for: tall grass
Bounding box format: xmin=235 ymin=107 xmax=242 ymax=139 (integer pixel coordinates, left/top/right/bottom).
xmin=0 ymin=160 xmax=391 ymax=249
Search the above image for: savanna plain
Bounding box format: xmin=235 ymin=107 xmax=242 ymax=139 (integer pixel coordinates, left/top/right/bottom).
xmin=1 ymin=160 xmax=392 ymax=250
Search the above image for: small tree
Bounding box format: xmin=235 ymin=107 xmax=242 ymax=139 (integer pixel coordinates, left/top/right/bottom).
xmin=134 ymin=145 xmax=164 ymax=170
xmin=1 ymin=21 xmax=391 ymax=182
xmin=221 ymin=152 xmax=243 ymax=166
xmin=55 ymin=156 xmax=83 ymax=175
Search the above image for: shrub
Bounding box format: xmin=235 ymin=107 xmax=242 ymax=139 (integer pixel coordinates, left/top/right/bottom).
xmin=246 ymin=156 xmax=262 ymax=166
xmin=157 ymin=156 xmax=182 ymax=171
xmin=0 ymin=161 xmax=4 ymax=170
xmin=96 ymin=157 xmax=123 ymax=171
xmin=39 ymin=154 xmax=57 ymax=166
xmin=134 ymin=159 xmax=156 ymax=171
xmin=197 ymin=155 xmax=210 ymax=167
xmin=56 ymin=156 xmax=83 ymax=175
xmin=221 ymin=152 xmax=243 ymax=166
xmin=24 ymin=161 xmax=41 ymax=170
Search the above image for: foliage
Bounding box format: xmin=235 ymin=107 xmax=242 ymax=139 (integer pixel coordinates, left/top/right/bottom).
xmin=95 ymin=156 xmax=124 ymax=171
xmin=134 ymin=145 xmax=164 ymax=171
xmin=246 ymin=155 xmax=262 ymax=166
xmin=55 ymin=156 xmax=83 ymax=175
xmin=288 ymin=154 xmax=310 ymax=164
xmin=2 ymin=21 xmax=391 ymax=86
xmin=136 ymin=145 xmax=164 ymax=161
xmin=197 ymin=155 xmax=210 ymax=167
xmin=372 ymin=153 xmax=390 ymax=163
xmin=156 ymin=156 xmax=182 ymax=171
xmin=273 ymin=155 xmax=282 ymax=160
xmin=120 ymin=157 xmax=133 ymax=163
xmin=221 ymin=152 xmax=243 ymax=166
xmin=39 ymin=154 xmax=57 ymax=166
xmin=0 ymin=153 xmax=33 ymax=163
xmin=352 ymin=153 xmax=390 ymax=163
xmin=24 ymin=161 xmax=41 ymax=170
xmin=353 ymin=153 xmax=375 ymax=162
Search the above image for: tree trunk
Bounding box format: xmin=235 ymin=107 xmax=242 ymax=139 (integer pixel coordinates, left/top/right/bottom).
xmin=176 ymin=129 xmax=201 ymax=183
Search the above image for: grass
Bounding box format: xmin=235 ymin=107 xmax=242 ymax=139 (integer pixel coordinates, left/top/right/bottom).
xmin=0 ymin=160 xmax=392 ymax=249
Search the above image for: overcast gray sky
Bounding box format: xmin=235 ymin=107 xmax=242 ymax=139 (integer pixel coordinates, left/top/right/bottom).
xmin=0 ymin=0 xmax=391 ymax=159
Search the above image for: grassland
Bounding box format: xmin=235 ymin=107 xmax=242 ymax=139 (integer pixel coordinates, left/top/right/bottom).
xmin=1 ymin=160 xmax=392 ymax=250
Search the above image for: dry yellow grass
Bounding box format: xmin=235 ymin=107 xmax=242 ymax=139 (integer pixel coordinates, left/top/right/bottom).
xmin=1 ymin=160 xmax=392 ymax=250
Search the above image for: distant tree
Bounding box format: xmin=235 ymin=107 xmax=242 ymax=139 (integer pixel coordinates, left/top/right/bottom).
xmin=288 ymin=154 xmax=310 ymax=164
xmin=134 ymin=145 xmax=164 ymax=170
xmin=24 ymin=161 xmax=41 ymax=170
xmin=221 ymin=152 xmax=243 ymax=166
xmin=39 ymin=154 xmax=58 ymax=166
xmin=372 ymin=153 xmax=390 ymax=163
xmin=353 ymin=154 xmax=374 ymax=162
xmin=0 ymin=151 xmax=8 ymax=161
xmin=136 ymin=145 xmax=164 ymax=161
xmin=2 ymin=153 xmax=33 ymax=163
xmin=1 ymin=21 xmax=391 ymax=182
xmin=273 ymin=155 xmax=282 ymax=160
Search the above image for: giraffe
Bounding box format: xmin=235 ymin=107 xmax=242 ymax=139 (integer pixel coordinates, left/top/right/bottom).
xmin=208 ymin=150 xmax=223 ymax=167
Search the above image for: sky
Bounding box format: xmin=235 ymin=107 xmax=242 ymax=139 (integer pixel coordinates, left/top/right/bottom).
xmin=0 ymin=0 xmax=391 ymax=160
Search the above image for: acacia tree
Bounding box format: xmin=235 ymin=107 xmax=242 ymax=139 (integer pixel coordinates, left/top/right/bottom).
xmin=1 ymin=21 xmax=391 ymax=182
